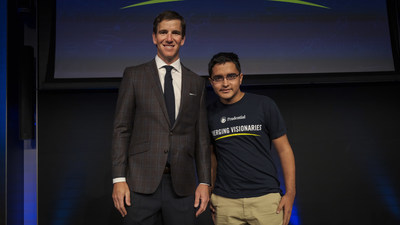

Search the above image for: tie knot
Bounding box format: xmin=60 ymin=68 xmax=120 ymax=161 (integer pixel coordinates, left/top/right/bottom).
xmin=163 ymin=65 xmax=173 ymax=73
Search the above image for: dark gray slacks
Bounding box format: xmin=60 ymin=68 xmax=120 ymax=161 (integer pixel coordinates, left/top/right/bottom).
xmin=123 ymin=174 xmax=196 ymax=225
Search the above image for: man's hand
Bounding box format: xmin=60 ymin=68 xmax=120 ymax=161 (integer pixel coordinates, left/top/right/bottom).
xmin=276 ymin=193 xmax=295 ymax=225
xmin=194 ymin=184 xmax=210 ymax=217
xmin=112 ymin=182 xmax=131 ymax=217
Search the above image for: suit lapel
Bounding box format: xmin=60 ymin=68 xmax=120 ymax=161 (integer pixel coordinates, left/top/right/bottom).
xmin=175 ymin=65 xmax=191 ymax=128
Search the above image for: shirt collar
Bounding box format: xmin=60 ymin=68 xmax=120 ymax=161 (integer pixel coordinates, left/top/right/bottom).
xmin=155 ymin=55 xmax=182 ymax=73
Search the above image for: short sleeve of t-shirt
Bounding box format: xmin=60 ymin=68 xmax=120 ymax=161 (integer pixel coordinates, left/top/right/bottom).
xmin=262 ymin=96 xmax=287 ymax=140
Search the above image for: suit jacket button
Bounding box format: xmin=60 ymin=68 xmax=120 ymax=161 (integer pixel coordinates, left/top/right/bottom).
xmin=169 ymin=132 xmax=173 ymax=136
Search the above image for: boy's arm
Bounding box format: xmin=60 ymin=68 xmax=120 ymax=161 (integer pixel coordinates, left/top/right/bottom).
xmin=273 ymin=134 xmax=296 ymax=225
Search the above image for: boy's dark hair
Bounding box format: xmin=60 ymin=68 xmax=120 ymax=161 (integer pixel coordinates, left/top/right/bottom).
xmin=153 ymin=10 xmax=186 ymax=37
xmin=208 ymin=52 xmax=241 ymax=77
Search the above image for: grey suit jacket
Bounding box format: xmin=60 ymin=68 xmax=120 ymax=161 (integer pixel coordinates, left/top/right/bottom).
xmin=111 ymin=59 xmax=210 ymax=196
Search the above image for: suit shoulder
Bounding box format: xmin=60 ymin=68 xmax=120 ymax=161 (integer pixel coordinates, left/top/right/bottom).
xmin=121 ymin=61 xmax=156 ymax=81
xmin=124 ymin=60 xmax=154 ymax=73
xmin=181 ymin=64 xmax=198 ymax=77
xmin=181 ymin=64 xmax=206 ymax=84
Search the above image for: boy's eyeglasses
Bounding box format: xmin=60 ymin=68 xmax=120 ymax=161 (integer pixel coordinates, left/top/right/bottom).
xmin=210 ymin=74 xmax=239 ymax=83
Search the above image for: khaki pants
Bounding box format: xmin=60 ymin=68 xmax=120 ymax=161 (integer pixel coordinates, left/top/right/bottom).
xmin=211 ymin=193 xmax=283 ymax=225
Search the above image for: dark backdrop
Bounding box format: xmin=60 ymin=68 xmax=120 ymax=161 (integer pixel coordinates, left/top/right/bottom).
xmin=38 ymin=81 xmax=400 ymax=225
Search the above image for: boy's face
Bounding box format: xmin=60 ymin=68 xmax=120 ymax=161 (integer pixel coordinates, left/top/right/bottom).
xmin=209 ymin=62 xmax=243 ymax=104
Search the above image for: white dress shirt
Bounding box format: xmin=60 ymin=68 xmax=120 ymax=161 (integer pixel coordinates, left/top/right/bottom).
xmin=155 ymin=55 xmax=182 ymax=119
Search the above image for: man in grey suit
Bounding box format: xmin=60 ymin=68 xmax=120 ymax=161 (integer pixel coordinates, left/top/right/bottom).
xmin=111 ymin=10 xmax=210 ymax=225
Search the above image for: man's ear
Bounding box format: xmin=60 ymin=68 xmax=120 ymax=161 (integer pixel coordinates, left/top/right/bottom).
xmin=152 ymin=33 xmax=156 ymax=45
xmin=180 ymin=36 xmax=186 ymax=46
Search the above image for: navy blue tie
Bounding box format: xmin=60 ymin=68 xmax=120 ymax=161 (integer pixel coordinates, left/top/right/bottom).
xmin=163 ymin=65 xmax=175 ymax=127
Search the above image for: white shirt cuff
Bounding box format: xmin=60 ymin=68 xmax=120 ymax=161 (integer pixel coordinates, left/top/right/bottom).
xmin=113 ymin=177 xmax=126 ymax=183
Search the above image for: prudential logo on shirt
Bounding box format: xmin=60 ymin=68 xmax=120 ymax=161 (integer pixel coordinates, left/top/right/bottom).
xmin=220 ymin=115 xmax=246 ymax=124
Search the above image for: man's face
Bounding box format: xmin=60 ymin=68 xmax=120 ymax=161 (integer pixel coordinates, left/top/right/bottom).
xmin=209 ymin=62 xmax=243 ymax=104
xmin=152 ymin=19 xmax=185 ymax=64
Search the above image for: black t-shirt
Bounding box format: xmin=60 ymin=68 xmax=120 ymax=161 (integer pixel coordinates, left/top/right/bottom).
xmin=208 ymin=93 xmax=287 ymax=198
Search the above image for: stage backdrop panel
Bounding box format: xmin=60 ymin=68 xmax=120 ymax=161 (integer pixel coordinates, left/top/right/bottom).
xmin=38 ymin=83 xmax=400 ymax=225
